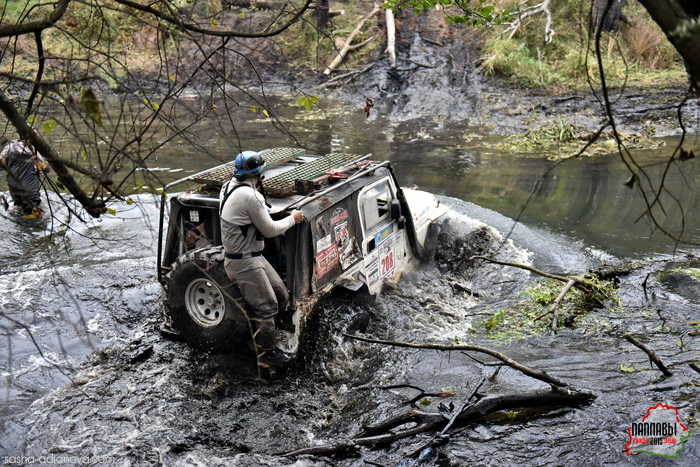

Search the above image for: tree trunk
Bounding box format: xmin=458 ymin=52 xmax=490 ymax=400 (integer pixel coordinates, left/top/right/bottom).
xmin=315 ymin=0 xmax=330 ymax=31
xmin=386 ymin=9 xmax=397 ymax=68
xmin=592 ymin=0 xmax=626 ymax=33
xmin=637 ymin=0 xmax=700 ymax=92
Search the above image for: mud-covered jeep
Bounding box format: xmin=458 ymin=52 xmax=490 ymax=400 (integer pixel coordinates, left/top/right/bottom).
xmin=157 ymin=148 xmax=448 ymax=354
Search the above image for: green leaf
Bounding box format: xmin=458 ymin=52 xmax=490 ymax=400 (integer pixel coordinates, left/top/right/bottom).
xmin=42 ymin=120 xmax=57 ymax=135
xmin=151 ymin=102 xmax=160 ymax=111
xmin=210 ymin=18 xmax=217 ymax=29
xmin=168 ymin=74 xmax=175 ymax=82
xmin=620 ymin=363 xmax=635 ymax=373
xmin=28 ymin=116 xmax=36 ymax=126
xmin=239 ymin=12 xmax=245 ymax=19
xmin=298 ymin=96 xmax=312 ymax=111
xmin=419 ymin=397 xmax=431 ymax=406
xmin=126 ymin=198 xmax=134 ymax=205
xmin=263 ymin=109 xmax=270 ymax=117
xmin=251 ymin=106 xmax=258 ymax=113
xmin=107 ymin=208 xmax=117 ymax=216
xmin=80 ymin=149 xmax=88 ymax=160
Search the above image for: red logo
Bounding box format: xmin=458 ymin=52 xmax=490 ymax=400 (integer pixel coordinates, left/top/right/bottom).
xmin=625 ymin=403 xmax=690 ymax=458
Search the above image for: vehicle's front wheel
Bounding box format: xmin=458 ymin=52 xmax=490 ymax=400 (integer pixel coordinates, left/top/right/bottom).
xmin=163 ymin=246 xmax=250 ymax=352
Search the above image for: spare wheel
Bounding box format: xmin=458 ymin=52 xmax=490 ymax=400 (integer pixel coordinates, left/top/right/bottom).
xmin=163 ymin=246 xmax=250 ymax=351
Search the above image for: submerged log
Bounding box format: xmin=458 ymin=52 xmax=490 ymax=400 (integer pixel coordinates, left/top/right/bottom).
xmin=280 ymin=389 xmax=596 ymax=457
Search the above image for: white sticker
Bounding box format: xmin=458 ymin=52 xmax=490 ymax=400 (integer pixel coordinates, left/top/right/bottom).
xmin=364 ymin=250 xmax=380 ymax=286
xmin=379 ymin=236 xmax=395 ymax=279
xmin=316 ymin=234 xmax=332 ymax=253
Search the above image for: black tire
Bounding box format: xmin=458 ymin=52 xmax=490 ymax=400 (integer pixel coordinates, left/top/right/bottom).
xmin=163 ymin=246 xmax=251 ymax=352
xmin=420 ymin=222 xmax=440 ymax=264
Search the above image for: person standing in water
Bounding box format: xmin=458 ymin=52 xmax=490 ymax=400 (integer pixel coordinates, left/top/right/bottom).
xmin=0 ymin=129 xmax=50 ymax=218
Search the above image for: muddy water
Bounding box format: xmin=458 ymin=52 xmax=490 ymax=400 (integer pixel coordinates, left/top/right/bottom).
xmin=1 ymin=100 xmax=699 ymax=465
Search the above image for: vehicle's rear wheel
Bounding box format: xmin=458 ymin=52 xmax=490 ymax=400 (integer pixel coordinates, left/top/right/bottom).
xmin=163 ymin=246 xmax=251 ymax=352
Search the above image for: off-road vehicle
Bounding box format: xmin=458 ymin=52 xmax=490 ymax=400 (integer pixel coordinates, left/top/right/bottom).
xmin=157 ymin=148 xmax=448 ymax=354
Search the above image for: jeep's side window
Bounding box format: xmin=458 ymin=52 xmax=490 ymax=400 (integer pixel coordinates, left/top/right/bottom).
xmin=361 ymin=181 xmax=391 ymax=232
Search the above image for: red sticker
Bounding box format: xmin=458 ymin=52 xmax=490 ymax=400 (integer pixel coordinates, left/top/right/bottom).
xmin=315 ymin=243 xmax=339 ymax=279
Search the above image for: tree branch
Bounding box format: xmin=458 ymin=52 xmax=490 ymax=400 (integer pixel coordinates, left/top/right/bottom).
xmin=624 ymin=334 xmax=673 ymax=377
xmin=0 ymin=89 xmax=106 ymax=217
xmin=342 ymin=333 xmax=568 ymax=387
xmin=471 ymin=255 xmax=607 ymax=308
xmin=0 ymin=0 xmax=71 ymax=37
xmin=280 ymin=389 xmax=595 ymax=457
xmin=113 ymin=0 xmax=313 ymax=38
xmin=324 ymin=3 xmax=380 ymax=75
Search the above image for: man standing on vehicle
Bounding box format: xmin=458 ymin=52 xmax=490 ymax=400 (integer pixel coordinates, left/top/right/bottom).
xmin=220 ymin=150 xmax=303 ymax=368
xmin=0 ymin=129 xmax=50 ymax=218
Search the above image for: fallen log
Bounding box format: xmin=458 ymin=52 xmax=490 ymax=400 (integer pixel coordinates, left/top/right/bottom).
xmin=385 ymin=9 xmax=396 ymax=68
xmin=279 ymin=389 xmax=595 ymax=457
xmin=322 ymin=63 xmax=375 ymax=87
xmin=324 ymin=4 xmax=380 ymax=75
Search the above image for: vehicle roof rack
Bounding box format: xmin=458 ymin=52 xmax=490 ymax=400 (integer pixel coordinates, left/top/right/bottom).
xmin=192 ymin=147 xmax=305 ymax=187
xmin=264 ymin=152 xmax=367 ymax=197
xmin=162 ymin=148 xmax=369 ymax=198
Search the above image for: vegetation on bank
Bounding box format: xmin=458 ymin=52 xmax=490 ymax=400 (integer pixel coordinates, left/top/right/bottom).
xmin=497 ymin=119 xmax=666 ymax=158
xmin=1 ymin=0 xmax=687 ymax=90
xmin=477 ymin=0 xmax=685 ymax=90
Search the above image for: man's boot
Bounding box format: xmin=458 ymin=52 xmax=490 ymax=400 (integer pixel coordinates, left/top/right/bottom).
xmin=253 ymin=319 xmax=294 ymax=368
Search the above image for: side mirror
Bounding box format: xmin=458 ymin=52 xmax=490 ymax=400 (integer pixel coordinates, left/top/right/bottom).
xmin=390 ymin=198 xmax=406 ymax=229
xmin=390 ymin=198 xmax=402 ymax=220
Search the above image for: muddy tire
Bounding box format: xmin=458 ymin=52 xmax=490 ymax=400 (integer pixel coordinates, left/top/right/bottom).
xmin=420 ymin=222 xmax=440 ymax=264
xmin=163 ymin=246 xmax=250 ymax=352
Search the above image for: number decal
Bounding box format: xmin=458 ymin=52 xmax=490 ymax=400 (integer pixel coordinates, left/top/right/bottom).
xmin=381 ymin=251 xmax=394 ymax=276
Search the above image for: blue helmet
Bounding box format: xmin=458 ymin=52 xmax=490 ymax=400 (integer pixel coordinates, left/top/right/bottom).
xmin=234 ymin=151 xmax=266 ymax=177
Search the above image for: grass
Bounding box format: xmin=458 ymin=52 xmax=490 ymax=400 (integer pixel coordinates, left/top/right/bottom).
xmin=496 ymin=118 xmax=666 ymax=157
xmin=477 ymin=275 xmax=621 ymax=342
xmin=478 ymin=0 xmax=686 ymax=91
xmin=1 ymin=0 xmax=688 ymax=94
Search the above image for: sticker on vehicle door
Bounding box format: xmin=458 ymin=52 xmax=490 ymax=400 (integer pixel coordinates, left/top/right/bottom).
xmin=364 ymin=249 xmax=380 ymax=286
xmin=379 ymin=235 xmax=395 ymax=279
xmin=375 ymin=223 xmax=393 ymax=246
